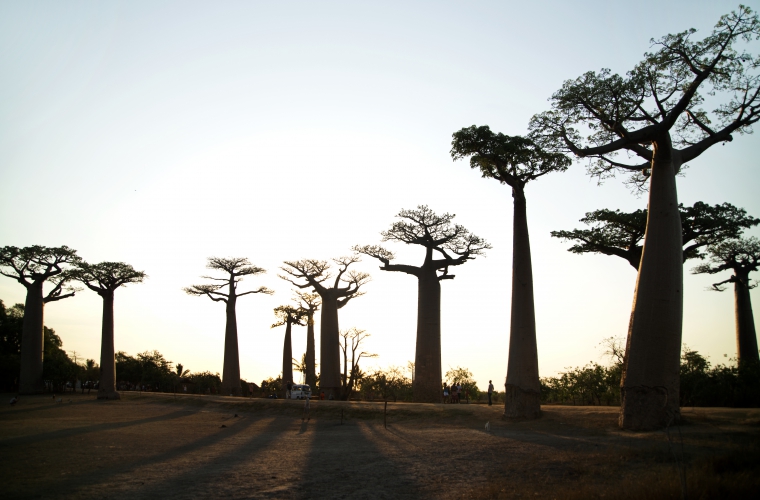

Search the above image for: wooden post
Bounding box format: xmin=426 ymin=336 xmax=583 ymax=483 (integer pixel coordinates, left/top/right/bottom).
xmin=384 ymin=401 xmax=387 ymax=429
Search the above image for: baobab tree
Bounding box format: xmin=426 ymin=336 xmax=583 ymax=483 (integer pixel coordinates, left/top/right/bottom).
xmin=693 ymin=237 xmax=760 ymax=366
xmin=271 ymin=305 xmax=306 ymax=397
xmin=71 ymin=261 xmax=146 ymax=400
xmin=451 ymin=130 xmax=569 ymax=417
xmin=184 ymin=257 xmax=272 ymax=396
xmin=552 ymin=202 xmax=759 ymax=270
xmin=355 ymin=206 xmax=490 ymax=403
xmin=0 ymin=245 xmax=80 ymax=394
xmin=280 ymin=256 xmax=370 ymax=399
xmin=295 ymin=291 xmax=321 ymax=390
xmin=339 ymin=327 xmax=377 ymax=400
xmin=529 ymin=7 xmax=760 ymax=430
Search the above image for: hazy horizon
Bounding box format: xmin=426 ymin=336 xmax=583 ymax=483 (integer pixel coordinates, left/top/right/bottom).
xmin=1 ymin=0 xmax=758 ymax=389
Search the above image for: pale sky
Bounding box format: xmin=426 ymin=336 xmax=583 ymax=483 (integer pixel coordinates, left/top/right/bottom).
xmin=1 ymin=0 xmax=758 ymax=390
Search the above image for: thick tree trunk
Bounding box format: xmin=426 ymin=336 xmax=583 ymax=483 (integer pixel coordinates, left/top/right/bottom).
xmin=620 ymin=138 xmax=683 ymax=431
xmin=97 ymin=291 xmax=120 ymax=400
xmin=221 ymin=296 xmax=241 ymax=396
xmin=18 ymin=282 xmax=45 ymax=394
xmin=504 ymin=187 xmax=541 ymax=418
xmin=413 ymin=270 xmax=442 ymax=403
xmin=319 ymin=291 xmax=340 ymax=399
xmin=282 ymin=319 xmax=293 ymax=397
xmin=19 ymin=281 xmax=45 ymax=394
xmin=305 ymin=313 xmax=316 ymax=390
xmin=734 ymin=272 xmax=759 ymax=366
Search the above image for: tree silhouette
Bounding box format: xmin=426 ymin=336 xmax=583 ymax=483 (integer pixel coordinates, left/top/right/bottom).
xmin=271 ymin=305 xmax=306 ymax=397
xmin=451 ymin=129 xmax=569 ymax=418
xmin=355 ymin=205 xmax=490 ymax=403
xmin=693 ymin=237 xmax=760 ymax=366
xmin=280 ymin=256 xmax=369 ymax=399
xmin=295 ymin=291 xmax=321 ymax=390
xmin=339 ymin=327 xmax=377 ymax=400
xmin=184 ymin=257 xmax=272 ymax=396
xmin=71 ymin=261 xmax=146 ymax=400
xmin=0 ymin=245 xmax=80 ymax=394
xmin=529 ymin=7 xmax=760 ymax=430
xmin=552 ymin=202 xmax=759 ymax=269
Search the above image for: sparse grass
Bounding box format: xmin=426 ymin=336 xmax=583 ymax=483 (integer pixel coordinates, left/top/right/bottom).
xmin=2 ymin=392 xmax=758 ymax=499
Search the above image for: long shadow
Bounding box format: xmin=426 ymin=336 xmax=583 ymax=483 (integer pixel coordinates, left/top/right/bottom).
xmin=0 ymin=408 xmax=191 ymax=447
xmin=106 ymin=416 xmax=293 ymax=499
xmin=298 ymin=420 xmax=421 ymax=499
xmin=0 ymin=396 xmax=102 ymax=417
xmin=16 ymin=413 xmax=278 ymax=499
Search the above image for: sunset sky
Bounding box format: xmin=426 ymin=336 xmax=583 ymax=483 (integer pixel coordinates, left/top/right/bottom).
xmin=1 ymin=0 xmax=758 ymax=390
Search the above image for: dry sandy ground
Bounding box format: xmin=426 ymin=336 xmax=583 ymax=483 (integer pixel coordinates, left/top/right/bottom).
xmin=1 ymin=392 xmax=759 ymax=499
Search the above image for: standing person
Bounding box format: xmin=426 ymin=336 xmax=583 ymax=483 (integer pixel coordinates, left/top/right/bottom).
xmin=487 ymin=380 xmax=494 ymax=406
xmin=443 ymin=383 xmax=449 ymax=403
xmin=456 ymin=384 xmax=462 ymax=404
xmin=286 ymin=381 xmax=293 ymax=399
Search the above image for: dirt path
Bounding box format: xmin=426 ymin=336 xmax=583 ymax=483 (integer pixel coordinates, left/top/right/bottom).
xmin=1 ymin=392 xmax=758 ymax=499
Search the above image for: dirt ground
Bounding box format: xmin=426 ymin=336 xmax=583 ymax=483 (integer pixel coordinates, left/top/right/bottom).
xmin=1 ymin=392 xmax=759 ymax=499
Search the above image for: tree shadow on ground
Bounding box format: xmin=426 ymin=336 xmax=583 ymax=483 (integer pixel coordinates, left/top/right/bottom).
xmin=0 ymin=408 xmax=191 ymax=446
xmin=298 ymin=420 xmax=422 ymax=499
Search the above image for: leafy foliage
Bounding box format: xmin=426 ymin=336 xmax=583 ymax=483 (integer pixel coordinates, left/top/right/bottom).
xmin=529 ymin=6 xmax=760 ymax=189
xmin=72 ymin=261 xmax=146 ymax=295
xmin=552 ymin=202 xmax=759 ymax=269
xmin=450 ymin=125 xmax=571 ymax=190
xmin=540 ymin=339 xmax=760 ymax=407
xmin=357 ymin=365 xmax=414 ymax=402
xmin=355 ymin=205 xmax=490 ymax=281
xmin=184 ymin=257 xmax=272 ymax=302
xmin=0 ymin=300 xmax=80 ymax=392
xmin=692 ymin=236 xmax=760 ymax=290
xmin=0 ymin=245 xmax=81 ymax=302
xmin=444 ymin=366 xmax=480 ymax=401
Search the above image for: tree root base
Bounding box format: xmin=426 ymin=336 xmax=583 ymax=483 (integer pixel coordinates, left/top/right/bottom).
xmin=619 ymin=385 xmax=679 ymax=431
xmin=97 ymin=390 xmax=121 ymax=400
xmin=503 ymin=384 xmax=540 ymax=419
xmin=412 ymin=382 xmax=443 ymax=404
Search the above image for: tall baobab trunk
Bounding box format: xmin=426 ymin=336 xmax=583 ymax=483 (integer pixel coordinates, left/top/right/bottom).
xmin=504 ymin=187 xmax=540 ymax=418
xmin=305 ymin=312 xmax=316 ymax=390
xmin=221 ymin=295 xmax=241 ymax=396
xmin=734 ymin=271 xmax=759 ymax=366
xmin=98 ymin=292 xmax=120 ymax=400
xmin=19 ymin=281 xmax=45 ymax=394
xmin=413 ymin=269 xmax=442 ymax=403
xmin=620 ymin=138 xmax=683 ymax=431
xmin=320 ymin=291 xmax=340 ymax=399
xmin=282 ymin=319 xmax=293 ymax=397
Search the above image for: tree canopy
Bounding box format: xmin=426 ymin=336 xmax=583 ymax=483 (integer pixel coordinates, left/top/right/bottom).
xmin=72 ymin=261 xmax=147 ymax=295
xmin=529 ymin=6 xmax=760 ymax=188
xmin=355 ymin=205 xmax=490 ymax=281
xmin=0 ymin=245 xmax=81 ymax=302
xmin=451 ymin=125 xmax=571 ymax=190
xmin=692 ymin=236 xmax=760 ymax=290
xmin=552 ymin=202 xmax=759 ymax=269
xmin=184 ymin=257 xmax=271 ymax=302
xmin=280 ymin=256 xmax=370 ymax=306
xmin=271 ymin=305 xmax=306 ymax=328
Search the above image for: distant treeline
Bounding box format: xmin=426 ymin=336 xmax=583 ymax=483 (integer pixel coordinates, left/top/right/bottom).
xmin=540 ymin=338 xmax=760 ymax=408
xmin=2 ymin=299 xmax=757 ymax=406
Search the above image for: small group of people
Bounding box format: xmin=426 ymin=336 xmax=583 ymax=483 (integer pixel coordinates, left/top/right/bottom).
xmin=442 ymin=382 xmax=465 ymax=403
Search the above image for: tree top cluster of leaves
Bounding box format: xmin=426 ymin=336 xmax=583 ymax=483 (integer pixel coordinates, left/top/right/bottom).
xmin=529 ymin=5 xmax=760 ymax=189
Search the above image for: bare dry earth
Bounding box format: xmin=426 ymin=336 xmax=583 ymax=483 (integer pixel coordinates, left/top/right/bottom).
xmin=1 ymin=392 xmax=759 ymax=499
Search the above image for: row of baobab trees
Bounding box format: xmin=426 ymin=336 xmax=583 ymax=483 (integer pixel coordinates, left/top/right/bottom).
xmin=2 ymin=7 xmax=760 ymax=431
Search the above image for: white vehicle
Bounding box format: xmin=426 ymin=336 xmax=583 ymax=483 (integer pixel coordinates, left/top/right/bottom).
xmin=290 ymin=384 xmax=312 ymax=399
